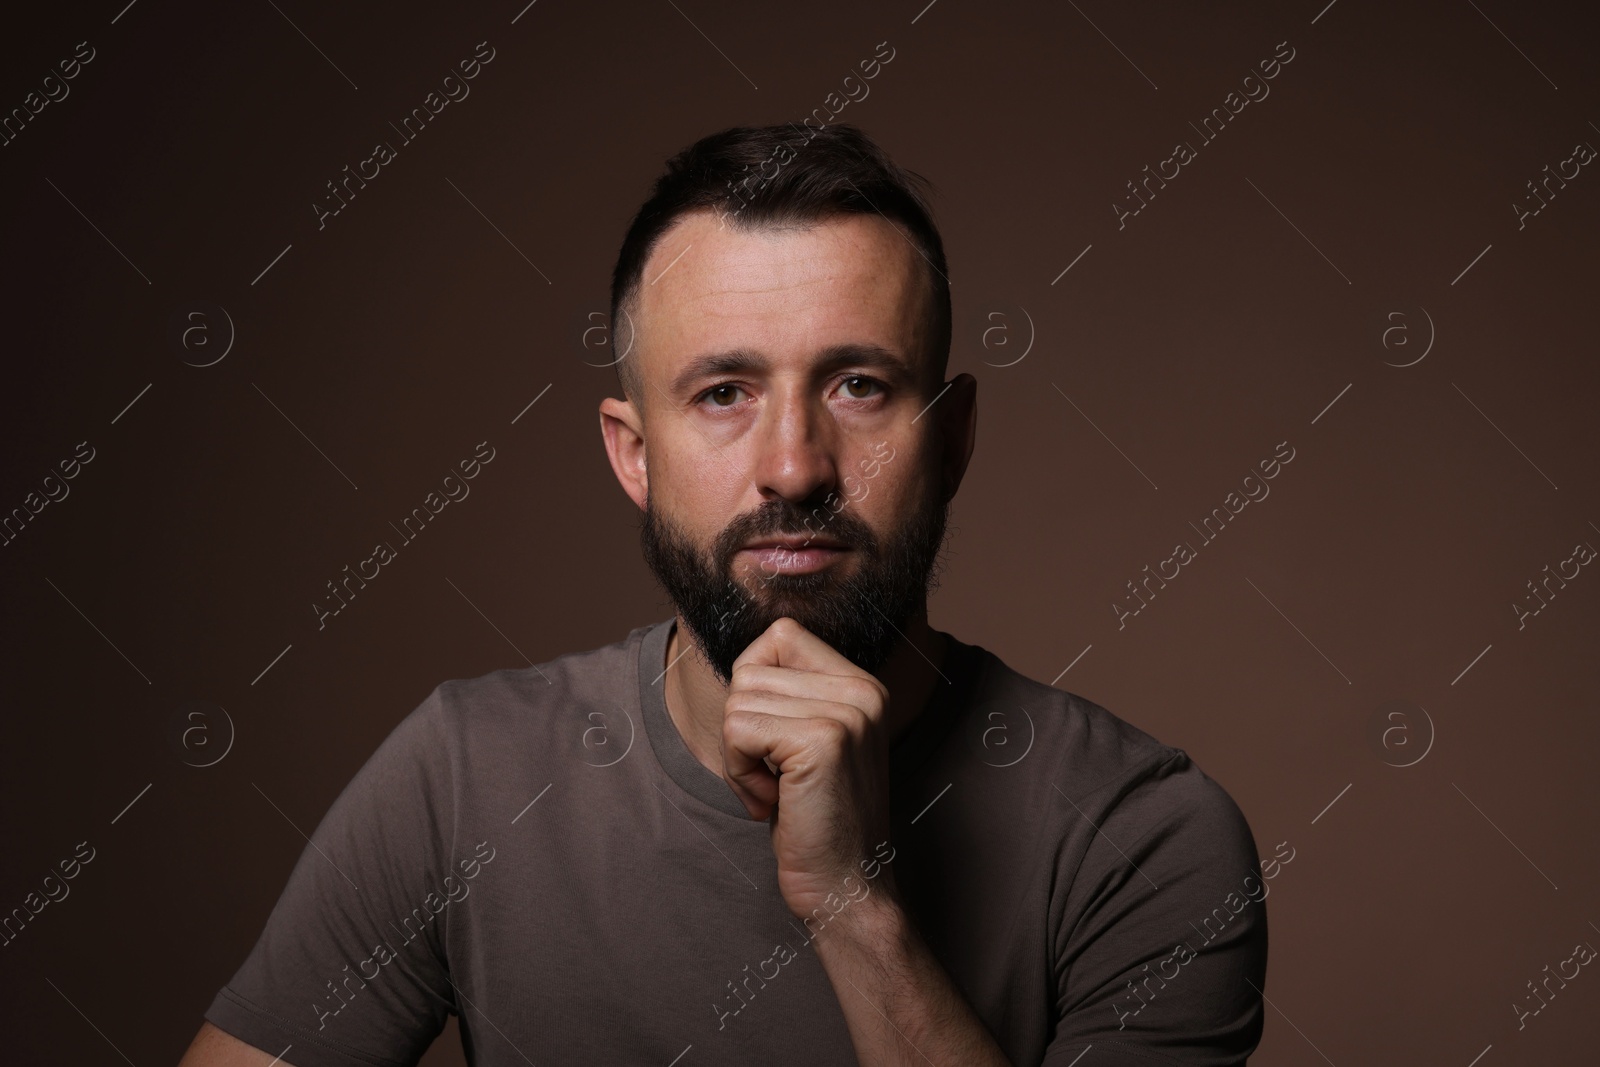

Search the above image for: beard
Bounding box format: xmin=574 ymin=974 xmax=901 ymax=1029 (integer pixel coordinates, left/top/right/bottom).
xmin=640 ymin=475 xmax=951 ymax=685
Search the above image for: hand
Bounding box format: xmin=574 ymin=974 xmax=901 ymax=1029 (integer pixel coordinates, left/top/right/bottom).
xmin=721 ymin=616 xmax=896 ymax=922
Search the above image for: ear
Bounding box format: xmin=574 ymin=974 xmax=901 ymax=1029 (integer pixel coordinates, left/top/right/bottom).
xmin=599 ymin=397 xmax=649 ymax=510
xmin=936 ymin=372 xmax=977 ymax=501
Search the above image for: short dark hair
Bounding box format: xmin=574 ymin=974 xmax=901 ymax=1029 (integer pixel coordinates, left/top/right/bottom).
xmin=607 ymin=123 xmax=951 ymax=405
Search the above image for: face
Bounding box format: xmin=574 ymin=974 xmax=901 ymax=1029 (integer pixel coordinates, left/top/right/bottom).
xmin=600 ymin=209 xmax=974 ymax=684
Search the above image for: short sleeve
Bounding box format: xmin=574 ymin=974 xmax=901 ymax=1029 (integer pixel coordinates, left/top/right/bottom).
xmin=204 ymin=687 xmax=461 ymax=1067
xmin=1041 ymin=752 xmax=1269 ymax=1065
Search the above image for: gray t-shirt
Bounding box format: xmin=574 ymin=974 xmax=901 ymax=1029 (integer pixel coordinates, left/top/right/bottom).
xmin=206 ymin=617 xmax=1268 ymax=1065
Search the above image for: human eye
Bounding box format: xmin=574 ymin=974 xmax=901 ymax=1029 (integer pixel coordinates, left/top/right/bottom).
xmin=834 ymin=375 xmax=886 ymax=400
xmin=695 ymin=382 xmax=749 ymax=408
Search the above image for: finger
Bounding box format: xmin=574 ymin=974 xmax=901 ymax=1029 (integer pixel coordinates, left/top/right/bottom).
xmin=720 ymin=708 xmax=784 ymax=818
xmin=722 ymin=708 xmax=850 ymax=819
xmin=725 ymin=688 xmax=868 ymax=735
xmin=732 ymin=616 xmax=862 ymax=677
xmin=728 ymin=663 xmax=888 ymax=722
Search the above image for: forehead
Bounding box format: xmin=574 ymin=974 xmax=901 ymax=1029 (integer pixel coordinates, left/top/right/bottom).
xmin=633 ymin=210 xmax=930 ymax=386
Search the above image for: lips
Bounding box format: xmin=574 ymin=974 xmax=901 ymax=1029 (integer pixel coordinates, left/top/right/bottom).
xmin=742 ymin=535 xmax=847 ymax=551
xmin=738 ymin=540 xmax=850 ymax=576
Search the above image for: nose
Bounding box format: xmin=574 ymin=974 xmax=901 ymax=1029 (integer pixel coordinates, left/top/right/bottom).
xmin=746 ymin=384 xmax=839 ymax=509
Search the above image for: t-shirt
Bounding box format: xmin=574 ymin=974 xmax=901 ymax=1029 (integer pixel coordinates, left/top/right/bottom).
xmin=205 ymin=617 xmax=1268 ymax=1066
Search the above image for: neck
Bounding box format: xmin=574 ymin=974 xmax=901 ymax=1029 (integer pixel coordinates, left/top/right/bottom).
xmin=662 ymin=610 xmax=949 ymax=781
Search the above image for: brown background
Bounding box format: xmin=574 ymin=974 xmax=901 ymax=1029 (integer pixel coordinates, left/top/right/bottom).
xmin=2 ymin=0 xmax=1596 ymax=1063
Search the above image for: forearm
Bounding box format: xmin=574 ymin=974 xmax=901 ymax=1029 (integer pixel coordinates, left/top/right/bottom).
xmin=811 ymin=892 xmax=1012 ymax=1067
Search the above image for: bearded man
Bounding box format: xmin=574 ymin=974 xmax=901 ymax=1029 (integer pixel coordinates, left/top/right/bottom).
xmin=180 ymin=122 xmax=1268 ymax=1067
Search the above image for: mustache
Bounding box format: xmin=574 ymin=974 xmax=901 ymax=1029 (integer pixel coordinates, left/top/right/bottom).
xmin=713 ymin=496 xmax=877 ymax=561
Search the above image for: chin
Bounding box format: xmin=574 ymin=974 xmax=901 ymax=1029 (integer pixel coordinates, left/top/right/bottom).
xmin=740 ymin=577 xmax=835 ymax=613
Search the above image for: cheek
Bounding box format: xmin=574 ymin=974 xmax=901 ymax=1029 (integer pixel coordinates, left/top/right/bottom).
xmin=654 ymin=428 xmax=747 ymax=504
xmin=653 ymin=451 xmax=753 ymax=549
xmin=870 ymin=441 xmax=938 ymax=508
xmin=853 ymin=465 xmax=930 ymax=537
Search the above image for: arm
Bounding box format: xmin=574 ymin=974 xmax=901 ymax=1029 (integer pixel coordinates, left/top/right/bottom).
xmin=810 ymin=886 xmax=1012 ymax=1066
xmin=1035 ymin=755 xmax=1270 ymax=1064
xmin=177 ymin=1021 xmax=292 ymax=1066
xmin=191 ymin=688 xmax=460 ymax=1067
xmin=719 ymin=619 xmax=1012 ymax=1065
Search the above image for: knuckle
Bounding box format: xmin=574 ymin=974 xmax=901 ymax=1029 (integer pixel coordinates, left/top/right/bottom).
xmin=846 ymin=677 xmax=885 ymax=710
xmin=815 ymin=716 xmax=851 ymax=748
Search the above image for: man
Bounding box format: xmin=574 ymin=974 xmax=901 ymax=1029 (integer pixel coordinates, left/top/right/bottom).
xmin=180 ymin=123 xmax=1267 ymax=1067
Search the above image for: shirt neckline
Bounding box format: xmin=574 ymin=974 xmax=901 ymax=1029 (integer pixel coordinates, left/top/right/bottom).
xmin=636 ymin=616 xmax=983 ymax=820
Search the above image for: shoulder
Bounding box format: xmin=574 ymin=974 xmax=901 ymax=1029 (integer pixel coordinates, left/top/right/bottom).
xmin=422 ymin=620 xmax=653 ymax=740
xmin=957 ymin=640 xmax=1255 ymax=860
xmin=935 ymin=639 xmax=1269 ymax=1059
xmin=328 ymin=621 xmax=660 ymax=838
xmin=956 ymin=641 xmax=1178 ymax=791
xmin=348 ymin=621 xmax=655 ymax=804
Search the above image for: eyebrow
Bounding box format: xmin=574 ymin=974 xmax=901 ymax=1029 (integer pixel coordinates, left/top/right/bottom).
xmin=667 ymin=343 xmax=913 ymax=397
